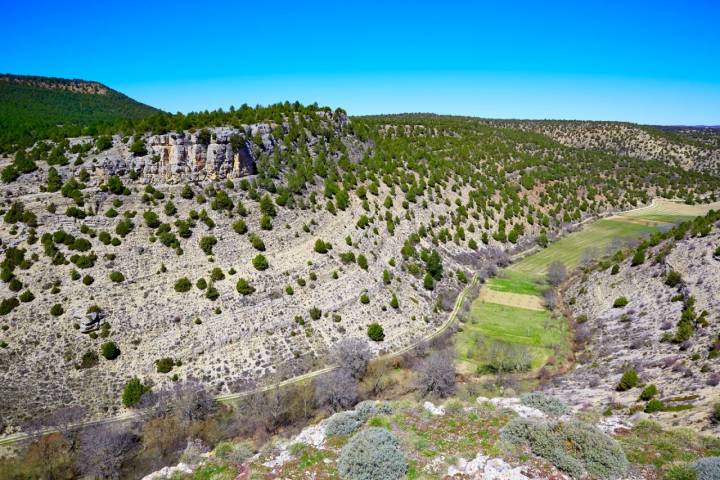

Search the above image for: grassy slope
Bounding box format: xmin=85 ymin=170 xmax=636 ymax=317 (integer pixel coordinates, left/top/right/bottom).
xmin=458 ymin=200 xmax=720 ymax=375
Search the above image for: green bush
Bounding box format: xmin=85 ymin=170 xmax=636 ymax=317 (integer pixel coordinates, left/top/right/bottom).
xmin=423 ymin=272 xmax=434 ymax=290
xmin=613 ymin=296 xmax=629 ymax=308
xmin=357 ymin=254 xmax=368 ymax=270
xmin=199 ymin=235 xmax=217 ymax=255
xmin=325 ymin=411 xmax=362 ymax=436
xmin=663 ymin=463 xmax=698 ymax=480
xmin=19 ymin=289 xmax=34 ymax=302
xmin=50 ymin=303 xmax=64 ymax=316
xmin=639 ymin=384 xmax=658 ymax=401
xmin=0 ymin=297 xmax=19 ymax=315
xmin=314 ymin=239 xmax=331 ymax=254
xmin=155 ymin=357 xmax=175 ymax=373
xmin=232 ymin=219 xmax=247 ymax=234
xmin=77 ymin=350 xmax=99 ymax=369
xmin=367 ymin=323 xmax=385 ymax=342
xmin=109 ymin=271 xmax=125 ymax=283
xmin=236 ymin=278 xmax=255 ymax=295
xmin=616 ymin=369 xmax=639 ymax=391
xmin=520 ymin=392 xmax=569 ymax=416
xmin=122 ymin=377 xmax=149 ymax=407
xmin=354 ymin=401 xmax=393 ymax=422
xmin=101 ymin=341 xmax=121 ymax=360
xmin=174 ymin=277 xmax=192 ymax=293
xmin=337 ymin=427 xmax=407 ymax=480
xmin=645 ymin=399 xmax=665 ymax=413
xmin=252 ymin=254 xmax=269 ymax=270
xmin=694 ymin=457 xmax=720 ymax=480
xmin=665 ymin=270 xmax=683 ymax=287
xmin=501 ymin=418 xmax=628 ymax=479
xmin=309 ymin=307 xmax=322 ymax=320
xmin=360 ymin=293 xmax=370 ymax=304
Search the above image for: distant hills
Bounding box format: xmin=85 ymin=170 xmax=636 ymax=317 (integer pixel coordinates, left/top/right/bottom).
xmin=0 ymin=73 xmax=161 ymax=153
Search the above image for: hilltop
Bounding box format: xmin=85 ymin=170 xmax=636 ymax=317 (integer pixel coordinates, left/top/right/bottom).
xmin=0 ymin=73 xmax=161 ymax=153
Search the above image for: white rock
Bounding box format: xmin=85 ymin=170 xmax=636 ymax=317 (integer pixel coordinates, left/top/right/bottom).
xmin=423 ymin=401 xmax=446 ymax=416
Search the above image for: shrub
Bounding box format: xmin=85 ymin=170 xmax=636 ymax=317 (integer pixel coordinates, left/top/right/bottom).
xmin=174 ymin=277 xmax=192 ymax=293
xmin=248 ymin=233 xmax=265 ymax=251
xmin=314 ymin=239 xmax=331 ymax=254
xmin=309 ymin=307 xmax=322 ymax=320
xmin=694 ymin=457 xmax=720 ymax=480
xmin=367 ymin=323 xmax=385 ymax=342
xmin=101 ymin=341 xmax=121 ymax=360
xmin=236 ymin=278 xmax=255 ymax=295
xmin=501 ymin=418 xmax=628 ymax=479
xmin=360 ymin=293 xmax=370 ymax=304
xmin=520 ymin=392 xmax=569 ymax=416
xmin=631 ymin=249 xmax=646 ymax=266
xmin=210 ymin=267 xmax=225 ymax=281
xmin=155 ymin=357 xmax=175 ymax=373
xmin=645 ymin=399 xmax=665 ymax=413
xmin=19 ymin=289 xmax=34 ymax=302
xmin=50 ymin=303 xmax=64 ymax=316
xmin=0 ymin=297 xmax=19 ymax=315
xmin=357 ymin=254 xmax=368 ymax=270
xmin=613 ymin=296 xmax=629 ymax=308
xmin=354 ymin=401 xmax=393 ymax=422
xmin=712 ymin=402 xmax=720 ymax=424
xmin=232 ymin=219 xmax=247 ymax=234
xmin=109 ymin=271 xmax=125 ymax=283
xmin=77 ymin=350 xmax=99 ymax=369
xmin=325 ymin=411 xmax=362 ymax=436
xmin=639 ymin=384 xmax=657 ymax=401
xmin=416 ymin=350 xmax=456 ymax=398
xmin=617 ymin=369 xmax=638 ymax=391
xmin=199 ymin=235 xmax=217 ymax=255
xmin=252 ymin=254 xmax=269 ymax=270
xmin=662 ymin=463 xmax=697 ymax=480
xmin=337 ymin=427 xmax=407 ymax=480
xmin=122 ymin=377 xmax=149 ymax=407
xmin=665 ymin=270 xmax=683 ymax=287
xmin=196 ymin=278 xmax=207 ymax=290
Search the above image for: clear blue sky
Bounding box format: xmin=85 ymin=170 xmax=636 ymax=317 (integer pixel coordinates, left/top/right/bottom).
xmin=4 ymin=0 xmax=720 ymax=124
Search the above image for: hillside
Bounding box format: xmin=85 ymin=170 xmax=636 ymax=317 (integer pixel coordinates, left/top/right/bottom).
xmin=0 ymin=74 xmax=161 ymax=153
xmin=1 ymin=104 xmax=719 ymax=479
xmin=488 ymin=120 xmax=720 ymax=177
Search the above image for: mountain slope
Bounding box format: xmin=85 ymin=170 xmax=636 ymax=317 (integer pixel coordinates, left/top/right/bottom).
xmin=0 ymin=73 xmax=161 ymax=152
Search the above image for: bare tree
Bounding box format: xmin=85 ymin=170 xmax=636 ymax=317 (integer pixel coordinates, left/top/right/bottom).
xmin=137 ymin=380 xmax=214 ymax=424
xmin=76 ymin=424 xmax=136 ymax=480
xmin=331 ymin=338 xmax=371 ymax=379
xmin=547 ymin=260 xmax=567 ymax=286
xmin=415 ymin=350 xmax=456 ymax=398
xmin=25 ymin=405 xmax=87 ymax=451
xmin=543 ymin=288 xmax=557 ymax=309
xmin=314 ymin=368 xmax=358 ymax=411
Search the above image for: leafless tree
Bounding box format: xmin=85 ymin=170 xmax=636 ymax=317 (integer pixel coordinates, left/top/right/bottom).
xmin=137 ymin=380 xmax=214 ymax=424
xmin=24 ymin=405 xmax=87 ymax=451
xmin=76 ymin=424 xmax=136 ymax=480
xmin=331 ymin=338 xmax=371 ymax=379
xmin=543 ymin=288 xmax=557 ymax=309
xmin=415 ymin=350 xmax=456 ymax=398
xmin=314 ymin=368 xmax=358 ymax=411
xmin=547 ymin=260 xmax=567 ymax=286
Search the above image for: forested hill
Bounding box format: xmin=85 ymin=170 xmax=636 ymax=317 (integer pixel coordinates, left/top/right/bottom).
xmin=0 ymin=73 xmax=161 ymax=153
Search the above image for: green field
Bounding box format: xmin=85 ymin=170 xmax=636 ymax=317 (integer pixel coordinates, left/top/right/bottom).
xmin=486 ymin=270 xmax=544 ymax=296
xmin=510 ymin=199 xmax=720 ymax=279
xmin=457 ymin=199 xmax=720 ymax=377
xmin=457 ymin=302 xmax=567 ymax=371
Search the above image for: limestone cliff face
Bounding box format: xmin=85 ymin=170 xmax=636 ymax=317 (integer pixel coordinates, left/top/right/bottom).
xmin=101 ymin=126 xmax=263 ymax=182
xmin=97 ymin=111 xmax=349 ymax=183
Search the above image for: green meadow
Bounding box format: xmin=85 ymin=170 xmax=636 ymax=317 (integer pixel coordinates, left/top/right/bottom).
xmin=457 ymin=199 xmax=720 ymax=376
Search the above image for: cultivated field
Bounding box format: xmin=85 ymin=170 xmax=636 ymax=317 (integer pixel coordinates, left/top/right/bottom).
xmin=456 ymin=199 xmax=720 ymax=376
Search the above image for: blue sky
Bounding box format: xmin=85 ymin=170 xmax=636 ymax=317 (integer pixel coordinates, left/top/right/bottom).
xmin=3 ymin=0 xmax=720 ymax=124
